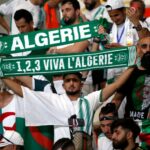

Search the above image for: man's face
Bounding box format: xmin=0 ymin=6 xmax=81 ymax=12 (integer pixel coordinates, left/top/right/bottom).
xmin=84 ymin=0 xmax=97 ymax=11
xmin=108 ymin=9 xmax=126 ymax=25
xmin=112 ymin=126 xmax=129 ymax=149
xmin=137 ymin=37 xmax=150 ymax=58
xmin=15 ymin=18 xmax=33 ymax=33
xmin=99 ymin=113 xmax=114 ymax=139
xmin=61 ymin=3 xmax=78 ymax=25
xmin=63 ymin=74 xmax=82 ymax=96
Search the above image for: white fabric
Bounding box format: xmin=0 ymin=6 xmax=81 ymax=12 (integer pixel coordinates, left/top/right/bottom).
xmin=84 ymin=5 xmax=111 ymax=22
xmin=21 ymin=86 xmax=102 ymax=142
xmin=144 ymin=17 xmax=150 ymax=30
xmin=107 ymin=17 xmax=143 ymax=82
xmin=0 ymin=0 xmax=44 ymax=35
xmin=0 ymin=131 xmax=24 ymax=147
xmin=105 ymin=0 xmax=124 ymax=10
xmin=98 ymin=134 xmax=113 ymax=150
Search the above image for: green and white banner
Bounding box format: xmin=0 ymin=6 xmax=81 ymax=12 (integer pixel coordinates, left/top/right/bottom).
xmin=0 ymin=46 xmax=136 ymax=77
xmin=0 ymin=20 xmax=103 ymax=55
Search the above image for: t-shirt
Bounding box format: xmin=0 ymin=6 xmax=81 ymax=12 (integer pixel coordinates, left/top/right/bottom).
xmin=98 ymin=133 xmax=113 ymax=150
xmin=117 ymin=67 xmax=150 ymax=119
xmin=21 ymin=86 xmax=103 ymax=141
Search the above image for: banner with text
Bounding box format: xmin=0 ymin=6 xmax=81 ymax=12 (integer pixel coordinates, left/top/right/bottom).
xmin=0 ymin=20 xmax=104 ymax=55
xmin=0 ymin=46 xmax=136 ymax=77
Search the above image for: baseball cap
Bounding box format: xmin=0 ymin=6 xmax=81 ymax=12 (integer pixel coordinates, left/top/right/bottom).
xmin=105 ymin=0 xmax=125 ymax=10
xmin=0 ymin=131 xmax=24 ymax=147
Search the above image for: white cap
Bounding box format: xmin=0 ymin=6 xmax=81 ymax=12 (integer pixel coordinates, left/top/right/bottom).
xmin=105 ymin=0 xmax=124 ymax=10
xmin=0 ymin=131 xmax=24 ymax=147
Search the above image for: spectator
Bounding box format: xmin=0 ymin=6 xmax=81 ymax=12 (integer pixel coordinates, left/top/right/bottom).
xmin=0 ymin=0 xmax=45 ymax=35
xmin=2 ymin=67 xmax=134 ymax=146
xmin=105 ymin=0 xmax=146 ymax=84
xmin=13 ymin=9 xmax=47 ymax=57
xmin=97 ymin=103 xmax=118 ymax=150
xmin=82 ymin=0 xmax=112 ymax=95
xmin=112 ymin=36 xmax=150 ymax=119
xmin=111 ymin=118 xmax=142 ymax=150
xmin=112 ymin=36 xmax=150 ymax=150
xmin=48 ymin=0 xmax=89 ymax=54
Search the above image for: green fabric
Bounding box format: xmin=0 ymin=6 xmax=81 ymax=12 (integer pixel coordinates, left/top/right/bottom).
xmin=16 ymin=118 xmax=54 ymax=150
xmin=0 ymin=19 xmax=106 ymax=55
xmin=0 ymin=46 xmax=136 ymax=77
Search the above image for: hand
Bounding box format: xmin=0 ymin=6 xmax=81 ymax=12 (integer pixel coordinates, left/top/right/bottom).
xmin=104 ymin=43 xmax=123 ymax=49
xmin=126 ymin=7 xmax=140 ymax=25
xmin=98 ymin=25 xmax=106 ymax=34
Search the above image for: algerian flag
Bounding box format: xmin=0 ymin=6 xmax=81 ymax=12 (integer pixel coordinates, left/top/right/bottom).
xmin=0 ymin=95 xmax=54 ymax=150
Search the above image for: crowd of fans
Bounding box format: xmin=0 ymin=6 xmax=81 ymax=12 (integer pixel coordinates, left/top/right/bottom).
xmin=0 ymin=0 xmax=150 ymax=150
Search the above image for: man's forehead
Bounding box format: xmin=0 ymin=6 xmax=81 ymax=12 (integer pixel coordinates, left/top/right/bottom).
xmin=139 ymin=37 xmax=150 ymax=43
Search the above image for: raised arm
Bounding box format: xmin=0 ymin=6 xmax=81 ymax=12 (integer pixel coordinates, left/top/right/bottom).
xmin=2 ymin=78 xmax=23 ymax=97
xmin=15 ymin=76 xmax=32 ymax=89
xmin=47 ymin=40 xmax=89 ymax=54
xmin=102 ymin=67 xmax=134 ymax=101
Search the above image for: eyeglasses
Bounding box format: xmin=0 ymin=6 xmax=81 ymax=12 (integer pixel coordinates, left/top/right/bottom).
xmin=140 ymin=43 xmax=150 ymax=49
xmin=0 ymin=134 xmax=14 ymax=145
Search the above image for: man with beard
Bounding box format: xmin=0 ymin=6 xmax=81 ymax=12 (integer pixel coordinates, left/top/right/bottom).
xmin=48 ymin=0 xmax=89 ymax=54
xmin=98 ymin=103 xmax=118 ymax=150
xmin=112 ymin=36 xmax=150 ymax=150
xmin=111 ymin=119 xmax=142 ymax=150
xmin=112 ymin=36 xmax=150 ymax=120
xmin=2 ymin=67 xmax=134 ymax=146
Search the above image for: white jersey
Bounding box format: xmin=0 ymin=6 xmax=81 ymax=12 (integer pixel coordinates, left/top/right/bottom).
xmin=20 ymin=86 xmax=102 ymax=142
xmin=98 ymin=134 xmax=113 ymax=150
xmin=0 ymin=0 xmax=44 ymax=35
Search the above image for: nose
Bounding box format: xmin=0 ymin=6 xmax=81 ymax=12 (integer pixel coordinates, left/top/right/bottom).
xmin=111 ymin=133 xmax=116 ymax=140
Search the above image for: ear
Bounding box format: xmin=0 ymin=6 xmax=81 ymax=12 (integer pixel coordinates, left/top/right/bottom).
xmin=127 ymin=131 xmax=133 ymax=140
xmin=76 ymin=9 xmax=80 ymax=17
xmin=80 ymin=82 xmax=83 ymax=89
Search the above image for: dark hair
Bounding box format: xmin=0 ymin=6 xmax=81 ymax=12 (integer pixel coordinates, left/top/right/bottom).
xmin=61 ymin=0 xmax=80 ymax=10
xmin=111 ymin=119 xmax=141 ymax=140
xmin=130 ymin=0 xmax=145 ymax=14
xmin=14 ymin=9 xmax=33 ymax=23
xmin=63 ymin=72 xmax=82 ymax=80
xmin=100 ymin=103 xmax=118 ymax=117
xmin=52 ymin=138 xmax=75 ymax=150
